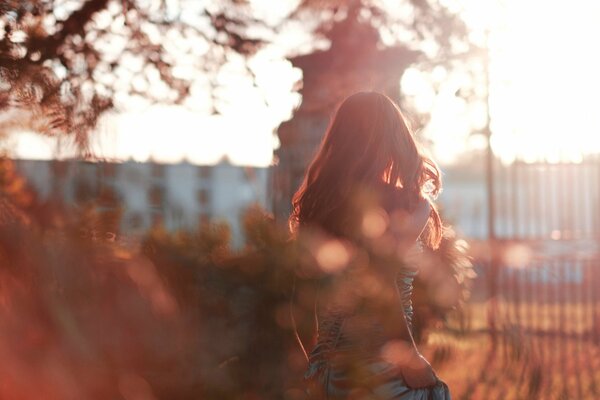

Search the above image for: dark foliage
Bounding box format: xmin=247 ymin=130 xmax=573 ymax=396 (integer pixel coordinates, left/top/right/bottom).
xmin=0 ymin=0 xmax=470 ymax=151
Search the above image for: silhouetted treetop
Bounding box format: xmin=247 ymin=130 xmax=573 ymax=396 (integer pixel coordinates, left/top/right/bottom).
xmin=0 ymin=0 xmax=469 ymax=150
xmin=0 ymin=0 xmax=271 ymax=148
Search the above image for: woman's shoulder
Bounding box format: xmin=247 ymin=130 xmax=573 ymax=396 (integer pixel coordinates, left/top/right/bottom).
xmin=379 ymin=185 xmax=430 ymax=215
xmin=378 ymin=185 xmax=409 ymax=211
xmin=412 ymin=195 xmax=432 ymax=219
xmin=384 ymin=191 xmax=431 ymax=246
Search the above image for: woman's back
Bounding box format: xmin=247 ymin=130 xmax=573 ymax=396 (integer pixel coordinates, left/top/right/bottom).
xmin=289 ymin=92 xmax=449 ymax=399
xmin=304 ymin=264 xmax=451 ymax=399
xmin=302 ymin=188 xmax=446 ymax=398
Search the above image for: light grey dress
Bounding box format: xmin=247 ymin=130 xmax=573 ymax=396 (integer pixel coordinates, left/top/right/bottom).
xmin=304 ymin=266 xmax=451 ymax=399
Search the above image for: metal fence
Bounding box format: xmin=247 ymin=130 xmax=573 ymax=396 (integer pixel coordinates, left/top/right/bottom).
xmin=493 ymin=158 xmax=600 ymax=241
xmin=487 ymin=156 xmax=600 ymax=339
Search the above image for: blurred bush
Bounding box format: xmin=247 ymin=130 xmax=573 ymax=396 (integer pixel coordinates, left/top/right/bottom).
xmin=0 ymin=158 xmax=474 ymax=398
xmin=411 ymin=227 xmax=476 ymax=342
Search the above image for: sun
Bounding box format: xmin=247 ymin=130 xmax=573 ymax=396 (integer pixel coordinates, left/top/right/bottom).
xmin=404 ymin=0 xmax=600 ymax=165
xmin=486 ymin=0 xmax=600 ymax=163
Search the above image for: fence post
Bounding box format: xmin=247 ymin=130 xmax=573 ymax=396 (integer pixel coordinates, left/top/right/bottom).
xmin=482 ymin=34 xmax=500 ymax=349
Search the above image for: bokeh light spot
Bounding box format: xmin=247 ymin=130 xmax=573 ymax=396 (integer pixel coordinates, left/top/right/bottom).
xmin=503 ymin=243 xmax=532 ymax=269
xmin=380 ymin=340 xmax=413 ymax=367
xmin=316 ymin=239 xmax=351 ymax=273
xmin=361 ymin=207 xmax=389 ymax=239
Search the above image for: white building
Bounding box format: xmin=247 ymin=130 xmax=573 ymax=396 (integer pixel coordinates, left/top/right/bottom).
xmin=14 ymin=158 xmax=271 ymax=247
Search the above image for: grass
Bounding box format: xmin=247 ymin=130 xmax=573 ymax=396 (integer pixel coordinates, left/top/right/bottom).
xmin=422 ymin=301 xmax=600 ymax=399
xmin=448 ymin=300 xmax=600 ymax=334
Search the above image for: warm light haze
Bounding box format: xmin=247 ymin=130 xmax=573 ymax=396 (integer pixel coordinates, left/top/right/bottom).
xmin=7 ymin=0 xmax=600 ymax=166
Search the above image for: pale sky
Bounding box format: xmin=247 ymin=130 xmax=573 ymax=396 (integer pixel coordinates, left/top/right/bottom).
xmin=7 ymin=0 xmax=600 ymax=166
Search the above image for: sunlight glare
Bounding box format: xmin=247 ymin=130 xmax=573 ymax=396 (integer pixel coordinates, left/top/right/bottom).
xmin=488 ymin=0 xmax=600 ymax=163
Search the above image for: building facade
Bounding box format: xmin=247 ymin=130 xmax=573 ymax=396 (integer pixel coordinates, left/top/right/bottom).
xmin=14 ymin=158 xmax=270 ymax=247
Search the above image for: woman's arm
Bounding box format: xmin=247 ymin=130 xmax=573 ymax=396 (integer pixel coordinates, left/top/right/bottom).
xmin=370 ymin=196 xmax=438 ymax=388
xmin=391 ymin=195 xmax=431 ymax=256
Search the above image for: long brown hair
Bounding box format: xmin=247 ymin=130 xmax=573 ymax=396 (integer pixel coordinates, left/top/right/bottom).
xmin=289 ymin=91 xmax=443 ymax=249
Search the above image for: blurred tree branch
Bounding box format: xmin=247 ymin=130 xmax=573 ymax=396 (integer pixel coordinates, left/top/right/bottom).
xmin=0 ymin=0 xmax=269 ymax=150
xmin=0 ymin=0 xmax=470 ymax=151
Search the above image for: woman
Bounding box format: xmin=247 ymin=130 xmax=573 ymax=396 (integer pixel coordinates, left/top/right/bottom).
xmin=289 ymin=91 xmax=451 ymax=399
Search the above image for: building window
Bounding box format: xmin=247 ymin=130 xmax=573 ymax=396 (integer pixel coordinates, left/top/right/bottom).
xmin=198 ymin=165 xmax=211 ymax=179
xmin=151 ymin=212 xmax=164 ymax=227
xmin=148 ymin=185 xmax=164 ymax=208
xmin=128 ymin=212 xmax=143 ymax=230
xmin=51 ymin=160 xmax=69 ymax=177
xmin=101 ymin=162 xmax=117 ymax=178
xmin=98 ymin=187 xmax=120 ymax=208
xmin=197 ymin=188 xmax=209 ymax=206
xmin=74 ymin=180 xmax=95 ymax=203
xmin=152 ymin=163 xmax=165 ymax=178
xmin=198 ymin=213 xmax=210 ymax=227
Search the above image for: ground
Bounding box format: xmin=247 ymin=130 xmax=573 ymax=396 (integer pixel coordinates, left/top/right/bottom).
xmin=425 ymin=301 xmax=600 ymax=400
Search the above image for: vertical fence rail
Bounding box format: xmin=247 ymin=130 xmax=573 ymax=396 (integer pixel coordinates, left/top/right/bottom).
xmin=488 ymin=157 xmax=600 ymax=340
